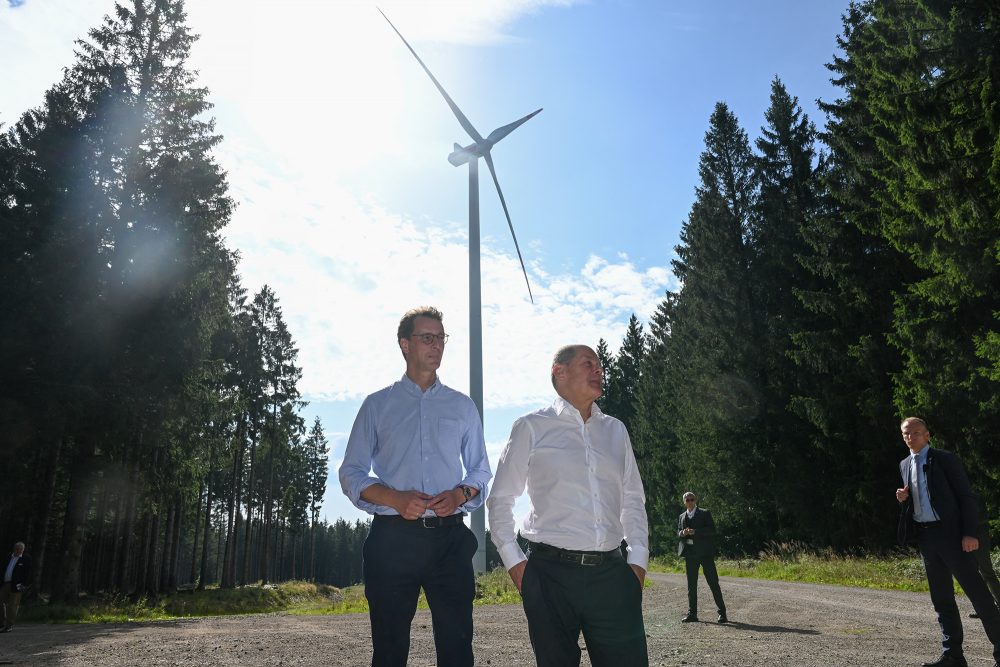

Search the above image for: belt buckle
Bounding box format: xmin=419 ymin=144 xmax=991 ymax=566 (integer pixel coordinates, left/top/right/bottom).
xmin=420 ymin=516 xmax=437 ymax=528
xmin=579 ymin=553 xmax=602 ymax=566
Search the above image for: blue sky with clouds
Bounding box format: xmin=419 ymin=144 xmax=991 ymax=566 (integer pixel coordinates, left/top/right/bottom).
xmin=1 ymin=0 xmax=851 ymax=523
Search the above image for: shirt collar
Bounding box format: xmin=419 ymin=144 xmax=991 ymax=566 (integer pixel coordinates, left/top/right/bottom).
xmin=399 ymin=373 xmax=441 ymax=396
xmin=911 ymin=444 xmax=932 ymax=463
xmin=552 ymin=396 xmax=603 ymax=421
xmin=686 ymin=507 xmax=697 ymax=518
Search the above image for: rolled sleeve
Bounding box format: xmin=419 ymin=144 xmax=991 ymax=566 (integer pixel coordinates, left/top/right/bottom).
xmin=338 ymin=396 xmax=383 ymax=514
xmin=487 ymin=418 xmax=532 ymax=571
xmin=620 ymin=430 xmax=649 ymax=570
xmin=458 ymin=400 xmax=492 ymax=512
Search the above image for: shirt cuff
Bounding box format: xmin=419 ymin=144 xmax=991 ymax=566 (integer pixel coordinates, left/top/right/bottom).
xmin=498 ymin=542 xmax=527 ymax=572
xmin=625 ymin=545 xmax=649 ymax=571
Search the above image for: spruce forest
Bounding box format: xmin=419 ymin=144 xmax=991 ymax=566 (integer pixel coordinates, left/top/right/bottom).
xmin=2 ymin=0 xmax=999 ymax=602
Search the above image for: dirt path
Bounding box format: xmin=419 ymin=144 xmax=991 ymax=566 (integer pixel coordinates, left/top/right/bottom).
xmin=0 ymin=574 xmax=995 ymax=666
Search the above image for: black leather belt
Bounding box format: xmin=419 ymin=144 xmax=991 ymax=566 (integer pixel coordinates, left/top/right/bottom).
xmin=914 ymin=520 xmax=942 ymax=530
xmin=374 ymin=513 xmax=465 ymax=528
xmin=528 ymin=541 xmax=623 ymax=566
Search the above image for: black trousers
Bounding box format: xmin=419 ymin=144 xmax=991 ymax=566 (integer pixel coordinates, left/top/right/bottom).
xmin=973 ymin=529 xmax=1000 ymax=607
xmin=684 ymin=550 xmax=726 ymax=616
xmin=917 ymin=523 xmax=1000 ymax=661
xmin=363 ymin=518 xmax=478 ymax=667
xmin=521 ymin=550 xmax=648 ymax=667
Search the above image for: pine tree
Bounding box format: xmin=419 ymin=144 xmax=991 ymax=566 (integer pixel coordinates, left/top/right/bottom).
xmin=304 ymin=417 xmax=330 ymax=581
xmin=819 ymin=0 xmax=1000 ymax=510
xmin=786 ymin=2 xmax=918 ymax=547
xmin=606 ymin=315 xmax=644 ymax=434
xmin=632 ymin=295 xmax=682 ymax=553
xmin=662 ymin=103 xmax=766 ymax=551
xmin=0 ymin=0 xmax=236 ymax=600
xmin=595 ymin=338 xmax=615 ymax=415
xmin=748 ymin=78 xmax=825 ymax=541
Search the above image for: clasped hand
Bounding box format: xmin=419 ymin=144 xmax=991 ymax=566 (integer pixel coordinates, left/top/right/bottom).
xmin=393 ymin=488 xmax=463 ymax=519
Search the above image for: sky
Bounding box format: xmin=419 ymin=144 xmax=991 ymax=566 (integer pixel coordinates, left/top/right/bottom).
xmin=1 ymin=0 xmax=852 ymax=524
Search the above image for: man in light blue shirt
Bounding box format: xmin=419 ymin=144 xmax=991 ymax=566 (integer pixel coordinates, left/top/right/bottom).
xmin=339 ymin=306 xmax=491 ymax=667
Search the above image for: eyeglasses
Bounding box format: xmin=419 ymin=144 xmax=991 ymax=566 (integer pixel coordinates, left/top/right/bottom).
xmin=410 ymin=333 xmax=450 ymax=346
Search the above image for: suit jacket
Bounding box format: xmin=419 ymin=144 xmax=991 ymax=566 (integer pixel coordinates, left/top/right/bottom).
xmin=897 ymin=447 xmax=980 ymax=546
xmin=3 ymin=554 xmax=30 ymax=589
xmin=677 ymin=507 xmax=718 ymax=557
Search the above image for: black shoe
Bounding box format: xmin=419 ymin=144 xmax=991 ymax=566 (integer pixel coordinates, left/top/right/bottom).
xmin=921 ymin=654 xmax=968 ymax=667
xmin=717 ymin=613 xmax=729 ymax=623
xmin=969 ymin=611 xmax=980 ymax=619
xmin=681 ymin=613 xmax=698 ymax=623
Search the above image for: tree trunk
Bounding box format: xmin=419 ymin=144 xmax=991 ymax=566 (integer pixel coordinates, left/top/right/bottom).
xmin=119 ymin=460 xmax=141 ymax=594
xmin=29 ymin=435 xmax=62 ymax=593
xmin=89 ymin=485 xmax=110 ymax=593
xmin=240 ymin=429 xmax=258 ymax=585
xmin=190 ymin=480 xmax=203 ymax=585
xmin=143 ymin=500 xmax=162 ymax=600
xmin=309 ymin=510 xmax=318 ymax=582
xmin=165 ymin=495 xmax=181 ymax=592
xmin=135 ymin=512 xmax=152 ymax=598
xmin=222 ymin=414 xmax=246 ymax=589
xmin=55 ymin=439 xmax=96 ymax=603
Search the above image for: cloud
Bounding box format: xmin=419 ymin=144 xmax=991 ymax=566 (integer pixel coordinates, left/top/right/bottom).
xmin=220 ymin=145 xmax=675 ymax=409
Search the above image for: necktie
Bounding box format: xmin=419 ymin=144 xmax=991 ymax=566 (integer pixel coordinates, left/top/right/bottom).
xmin=910 ymin=455 xmax=922 ymax=520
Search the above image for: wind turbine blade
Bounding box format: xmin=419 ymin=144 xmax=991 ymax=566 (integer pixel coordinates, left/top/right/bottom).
xmin=378 ymin=8 xmax=485 ymax=145
xmin=483 ymin=151 xmax=534 ymax=303
xmin=485 ymin=108 xmax=543 ymax=146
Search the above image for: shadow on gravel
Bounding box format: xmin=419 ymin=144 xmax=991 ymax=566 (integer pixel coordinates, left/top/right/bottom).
xmin=719 ymin=621 xmax=820 ymax=635
xmin=0 ymin=621 xmax=149 ymax=662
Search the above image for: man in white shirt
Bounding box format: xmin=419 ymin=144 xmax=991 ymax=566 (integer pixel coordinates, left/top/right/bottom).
xmin=487 ymin=344 xmax=649 ymax=667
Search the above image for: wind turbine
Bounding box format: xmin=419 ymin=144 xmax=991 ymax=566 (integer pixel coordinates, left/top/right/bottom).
xmin=379 ymin=9 xmax=540 ymax=572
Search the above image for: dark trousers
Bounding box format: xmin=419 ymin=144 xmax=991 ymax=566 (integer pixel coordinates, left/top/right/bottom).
xmin=917 ymin=523 xmax=1000 ymax=661
xmin=684 ymin=551 xmax=726 ymax=616
xmin=363 ymin=519 xmax=478 ymax=667
xmin=0 ymin=583 xmax=22 ymax=628
xmin=521 ymin=551 xmax=648 ymax=667
xmin=973 ymin=530 xmax=1000 ymax=607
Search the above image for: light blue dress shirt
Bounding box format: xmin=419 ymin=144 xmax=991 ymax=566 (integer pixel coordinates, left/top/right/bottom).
xmin=339 ymin=374 xmax=492 ymax=516
xmin=909 ymin=445 xmax=939 ymax=523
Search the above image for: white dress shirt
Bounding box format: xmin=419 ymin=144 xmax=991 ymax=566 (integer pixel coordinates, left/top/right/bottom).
xmin=487 ymin=396 xmax=649 ymax=571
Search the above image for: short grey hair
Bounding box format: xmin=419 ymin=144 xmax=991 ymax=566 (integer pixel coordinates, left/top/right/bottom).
xmin=550 ymin=345 xmax=584 ymax=389
xmin=682 ymin=491 xmax=697 ymax=501
xmin=900 ymin=416 xmax=928 ymax=431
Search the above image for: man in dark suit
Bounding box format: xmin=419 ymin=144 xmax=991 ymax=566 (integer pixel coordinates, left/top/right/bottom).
xmin=677 ymin=491 xmax=727 ymax=623
xmin=1 ymin=541 xmax=30 ymax=632
xmin=895 ymin=417 xmax=1000 ymax=667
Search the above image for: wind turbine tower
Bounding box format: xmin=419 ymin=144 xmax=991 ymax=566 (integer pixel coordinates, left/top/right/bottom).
xmin=380 ymin=9 xmax=540 ymax=572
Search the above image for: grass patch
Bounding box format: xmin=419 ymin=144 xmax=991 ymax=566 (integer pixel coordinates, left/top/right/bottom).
xmin=648 ymin=541 xmax=999 ymax=595
xmin=24 ymin=547 xmax=996 ymax=624
xmin=21 ymin=581 xmax=360 ymax=624
xmin=18 ymin=571 xmax=522 ymax=625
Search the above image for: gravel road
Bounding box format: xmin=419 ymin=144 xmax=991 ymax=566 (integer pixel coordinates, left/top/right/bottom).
xmin=0 ymin=573 xmax=995 ymax=666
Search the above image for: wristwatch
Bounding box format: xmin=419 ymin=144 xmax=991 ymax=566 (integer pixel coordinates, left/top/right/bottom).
xmin=459 ymin=485 xmax=473 ymax=503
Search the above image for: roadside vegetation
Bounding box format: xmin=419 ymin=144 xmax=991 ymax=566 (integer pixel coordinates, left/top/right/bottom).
xmin=650 ymin=542 xmax=1000 ymax=595
xmin=20 ymin=546 xmax=999 ymax=624
xmin=18 ymin=570 xmax=522 ymax=624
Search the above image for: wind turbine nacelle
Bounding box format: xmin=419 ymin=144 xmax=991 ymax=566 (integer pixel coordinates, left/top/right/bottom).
xmin=448 ymin=142 xmax=486 ymax=167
